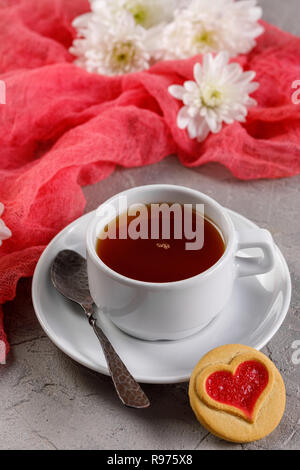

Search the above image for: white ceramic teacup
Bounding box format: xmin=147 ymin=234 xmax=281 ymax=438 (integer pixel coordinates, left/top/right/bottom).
xmin=86 ymin=185 xmax=275 ymax=340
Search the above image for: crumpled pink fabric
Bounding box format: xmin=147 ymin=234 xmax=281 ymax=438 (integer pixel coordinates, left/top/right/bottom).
xmin=0 ymin=0 xmax=300 ymax=357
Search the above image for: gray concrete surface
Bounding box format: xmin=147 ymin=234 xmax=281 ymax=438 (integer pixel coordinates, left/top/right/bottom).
xmin=1 ymin=0 xmax=300 ymax=450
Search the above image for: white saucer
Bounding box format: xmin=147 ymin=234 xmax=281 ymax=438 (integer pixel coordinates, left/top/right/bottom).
xmin=32 ymin=209 xmax=291 ymax=384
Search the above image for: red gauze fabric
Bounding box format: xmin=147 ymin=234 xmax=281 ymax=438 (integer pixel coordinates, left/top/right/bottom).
xmin=0 ymin=0 xmax=300 ymax=357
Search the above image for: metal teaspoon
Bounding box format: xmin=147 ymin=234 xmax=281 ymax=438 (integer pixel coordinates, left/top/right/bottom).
xmin=50 ymin=249 xmax=150 ymax=409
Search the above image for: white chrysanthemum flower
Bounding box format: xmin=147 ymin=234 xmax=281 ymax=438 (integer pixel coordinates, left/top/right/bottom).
xmin=0 ymin=203 xmax=11 ymax=247
xmin=168 ymin=52 xmax=259 ymax=142
xmin=70 ymin=10 xmax=151 ymax=75
xmin=161 ymin=0 xmax=264 ymax=59
xmin=90 ymin=0 xmax=177 ymax=29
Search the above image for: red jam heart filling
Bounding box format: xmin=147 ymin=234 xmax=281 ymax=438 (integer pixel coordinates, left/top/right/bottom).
xmin=205 ymin=360 xmax=269 ymax=419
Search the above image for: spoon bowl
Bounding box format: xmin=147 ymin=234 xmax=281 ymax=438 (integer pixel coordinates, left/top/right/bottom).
xmin=50 ymin=249 xmax=150 ymax=409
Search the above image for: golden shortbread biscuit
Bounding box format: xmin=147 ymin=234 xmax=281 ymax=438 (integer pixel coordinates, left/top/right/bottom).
xmin=189 ymin=344 xmax=286 ymax=443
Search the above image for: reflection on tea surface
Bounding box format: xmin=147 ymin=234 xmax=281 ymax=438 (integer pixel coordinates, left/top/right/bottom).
xmin=96 ymin=203 xmax=225 ymax=283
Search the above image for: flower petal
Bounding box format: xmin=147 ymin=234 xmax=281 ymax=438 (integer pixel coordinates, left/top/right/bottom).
xmin=193 ymin=63 xmax=202 ymax=85
xmin=187 ymin=106 xmax=199 ymax=118
xmin=184 ymin=81 xmax=198 ymax=93
xmin=247 ymin=81 xmax=259 ymax=94
xmin=0 ymin=217 xmax=11 ymax=240
xmin=206 ymin=112 xmax=220 ymax=133
xmin=0 ymin=225 xmax=12 ymax=241
xmin=187 ymin=118 xmax=198 ymax=139
xmin=196 ymin=120 xmax=210 ymax=143
xmin=168 ymin=85 xmax=185 ymax=100
xmin=203 ymin=53 xmax=213 ymax=75
xmin=177 ymin=106 xmax=190 ymax=129
xmin=213 ymin=51 xmax=230 ymax=74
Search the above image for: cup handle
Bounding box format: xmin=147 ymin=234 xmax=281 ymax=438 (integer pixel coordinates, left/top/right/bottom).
xmin=235 ymin=229 xmax=275 ymax=277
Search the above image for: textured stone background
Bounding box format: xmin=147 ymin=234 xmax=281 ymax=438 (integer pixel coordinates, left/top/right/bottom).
xmin=1 ymin=0 xmax=299 ymax=450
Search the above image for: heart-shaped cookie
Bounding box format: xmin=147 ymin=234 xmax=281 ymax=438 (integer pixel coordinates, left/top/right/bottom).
xmin=189 ymin=345 xmax=286 ymax=443
xmin=196 ymin=352 xmax=274 ymax=423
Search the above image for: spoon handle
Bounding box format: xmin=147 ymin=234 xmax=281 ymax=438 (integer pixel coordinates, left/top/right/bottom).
xmin=85 ymin=308 xmax=150 ymax=409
